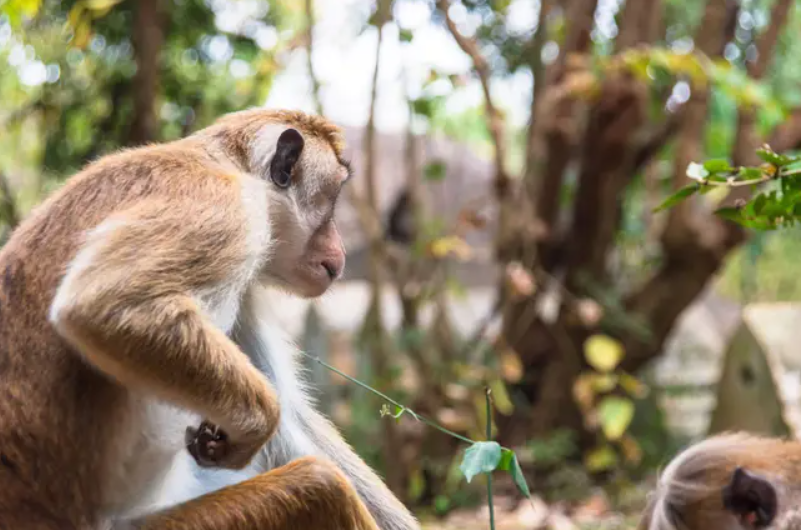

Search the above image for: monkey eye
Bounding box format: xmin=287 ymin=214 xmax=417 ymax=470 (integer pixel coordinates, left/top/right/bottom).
xmin=272 ymin=169 xmax=292 ymax=189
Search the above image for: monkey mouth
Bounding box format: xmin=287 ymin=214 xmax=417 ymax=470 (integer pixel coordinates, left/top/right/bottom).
xmin=265 ymin=266 xmax=335 ymax=299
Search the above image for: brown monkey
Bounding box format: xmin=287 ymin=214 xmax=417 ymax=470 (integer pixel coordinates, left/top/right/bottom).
xmin=638 ymin=433 xmax=801 ymax=530
xmin=0 ymin=109 xmax=419 ymax=529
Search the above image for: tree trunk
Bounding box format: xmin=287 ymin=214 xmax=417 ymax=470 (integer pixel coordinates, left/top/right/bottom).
xmin=128 ymin=0 xmax=164 ymax=146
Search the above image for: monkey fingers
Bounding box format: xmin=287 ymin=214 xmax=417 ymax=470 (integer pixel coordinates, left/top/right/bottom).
xmin=185 ymin=420 xmax=229 ymax=467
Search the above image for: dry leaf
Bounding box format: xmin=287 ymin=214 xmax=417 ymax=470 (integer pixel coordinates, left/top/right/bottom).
xmin=499 ymin=348 xmax=523 ymax=383
xmin=576 ymin=298 xmax=604 ymax=327
xmin=505 ymin=262 xmax=535 ymax=298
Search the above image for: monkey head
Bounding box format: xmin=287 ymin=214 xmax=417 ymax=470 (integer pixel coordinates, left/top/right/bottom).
xmin=224 ymin=111 xmax=352 ymax=299
xmin=640 ymin=433 xmax=801 ymax=530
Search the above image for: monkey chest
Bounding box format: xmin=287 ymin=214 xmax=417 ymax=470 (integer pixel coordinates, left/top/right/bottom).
xmin=100 ymin=396 xmax=201 ymax=520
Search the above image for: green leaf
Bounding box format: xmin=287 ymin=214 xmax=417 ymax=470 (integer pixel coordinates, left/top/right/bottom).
xmin=83 ymin=0 xmax=123 ymax=10
xmin=1 ymin=0 xmax=41 ymax=26
xmin=584 ymin=334 xmax=625 ymax=372
xmin=703 ymin=159 xmax=733 ymax=174
xmin=399 ymin=28 xmax=414 ymax=42
xmin=654 ymin=184 xmax=698 ymax=212
xmin=424 ymin=160 xmax=447 ymax=181
xmin=752 ymin=194 xmax=768 ymax=215
xmin=597 ymin=396 xmax=635 ymax=441
xmin=715 ymin=206 xmax=744 ymax=223
xmin=411 ymin=97 xmax=435 ymax=118
xmin=459 ymin=441 xmax=502 ymax=483
xmin=508 ymin=453 xmax=531 ymax=498
xmin=434 ymin=495 xmax=451 ymax=515
xmin=585 ymin=444 xmax=618 ymax=472
xmin=738 ymin=167 xmax=764 ymax=180
xmin=756 ymin=147 xmax=799 ymax=167
xmin=498 ymin=448 xmax=514 ymax=471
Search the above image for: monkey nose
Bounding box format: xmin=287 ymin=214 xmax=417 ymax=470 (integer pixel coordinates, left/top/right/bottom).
xmin=320 ymin=256 xmax=344 ymax=280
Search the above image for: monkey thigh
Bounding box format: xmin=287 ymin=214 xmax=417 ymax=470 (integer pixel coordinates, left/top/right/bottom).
xmin=0 ymin=509 xmax=78 ymax=530
xmin=127 ymin=456 xmax=380 ymax=530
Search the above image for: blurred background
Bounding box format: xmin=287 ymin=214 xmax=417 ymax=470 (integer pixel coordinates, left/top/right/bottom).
xmin=2 ymin=0 xmax=801 ymax=528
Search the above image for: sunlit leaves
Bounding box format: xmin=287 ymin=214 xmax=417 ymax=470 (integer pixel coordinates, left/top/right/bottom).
xmin=428 ymin=235 xmax=473 ymax=260
xmin=657 ymin=145 xmax=801 ymax=231
xmin=0 ymin=0 xmax=42 ymax=27
xmin=597 ymin=396 xmax=634 ymax=441
xmin=609 ymin=47 xmax=780 ymax=113
xmin=583 ymin=334 xmax=623 ymax=372
xmin=575 ymin=334 xmax=648 ymax=474
xmin=67 ymin=0 xmax=124 ymax=49
xmin=585 ymin=444 xmax=618 ymax=472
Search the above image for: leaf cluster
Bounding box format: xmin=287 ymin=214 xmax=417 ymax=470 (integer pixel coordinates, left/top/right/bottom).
xmin=656 ymin=145 xmax=801 ymax=230
xmin=574 ymin=335 xmax=648 ymax=473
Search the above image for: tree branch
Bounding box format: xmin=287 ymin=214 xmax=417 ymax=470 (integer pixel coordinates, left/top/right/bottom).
xmin=663 ymin=0 xmax=731 ymax=250
xmin=768 ymin=108 xmax=801 ymax=153
xmin=632 ymin=108 xmax=684 ymax=172
xmin=732 ymin=0 xmax=793 ymax=167
xmin=304 ymin=0 xmax=323 ymax=115
xmin=615 ymin=0 xmax=662 ymax=52
xmin=524 ymin=0 xmax=600 ymax=269
xmin=128 ymin=0 xmax=165 ymax=146
xmin=0 ymin=171 xmax=20 ymax=231
xmin=622 ymin=0 xmax=748 ymax=371
xmin=563 ymin=75 xmax=646 ymax=282
xmin=436 ymin=0 xmax=510 ymax=196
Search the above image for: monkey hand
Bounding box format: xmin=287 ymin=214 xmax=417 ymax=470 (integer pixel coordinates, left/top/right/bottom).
xmin=185 ymin=421 xmax=230 ymax=468
xmin=185 ymin=420 xmax=269 ymax=469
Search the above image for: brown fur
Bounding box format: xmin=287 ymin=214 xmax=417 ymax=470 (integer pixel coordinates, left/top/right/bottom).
xmin=0 ymin=109 xmax=380 ymax=529
xmin=136 ymin=457 xmax=379 ymax=530
xmin=639 ymin=432 xmax=801 ymax=530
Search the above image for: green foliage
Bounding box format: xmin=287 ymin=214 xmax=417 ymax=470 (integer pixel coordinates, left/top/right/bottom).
xmin=574 ymin=334 xmax=648 ymax=474
xmin=656 ymin=144 xmax=801 ymax=230
xmin=526 ymin=429 xmax=580 ymax=468
xmin=423 ymin=160 xmax=447 ymax=181
xmin=1 ymin=0 xmax=288 ymax=176
xmin=0 ymin=0 xmax=41 ymax=27
xmin=460 ymin=441 xmax=502 ymax=483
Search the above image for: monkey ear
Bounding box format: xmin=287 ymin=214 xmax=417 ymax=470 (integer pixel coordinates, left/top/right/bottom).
xmin=269 ymin=128 xmax=305 ymax=189
xmin=722 ymin=467 xmax=777 ymax=528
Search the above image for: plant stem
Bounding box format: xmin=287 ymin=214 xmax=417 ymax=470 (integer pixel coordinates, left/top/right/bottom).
xmin=299 ymin=350 xmax=477 ymax=445
xmin=485 ymin=387 xmax=496 ymax=530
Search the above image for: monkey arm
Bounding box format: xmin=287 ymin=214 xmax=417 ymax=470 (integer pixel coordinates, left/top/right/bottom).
xmin=49 ymin=200 xmax=279 ymax=468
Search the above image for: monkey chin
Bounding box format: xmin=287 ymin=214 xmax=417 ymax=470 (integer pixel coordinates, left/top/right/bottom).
xmin=266 ymin=267 xmax=336 ymax=300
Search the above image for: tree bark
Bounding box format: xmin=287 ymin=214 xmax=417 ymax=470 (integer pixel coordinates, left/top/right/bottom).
xmin=128 ymin=0 xmax=164 ymax=146
xmin=496 ymin=0 xmax=772 ymax=452
xmin=621 ymin=0 xmax=792 ymax=371
xmin=732 ymin=0 xmax=793 ymax=166
xmin=305 ymin=0 xmax=324 ymax=115
xmin=525 ymin=0 xmax=600 ymax=269
xmin=359 ymin=2 xmax=405 ymax=499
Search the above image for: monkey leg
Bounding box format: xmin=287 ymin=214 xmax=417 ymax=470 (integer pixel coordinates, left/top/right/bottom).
xmin=128 ymin=456 xmax=381 ymax=530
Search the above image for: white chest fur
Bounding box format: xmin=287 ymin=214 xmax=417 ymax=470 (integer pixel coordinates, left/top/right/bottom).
xmin=102 ymin=177 xmax=273 ymax=519
xmin=100 ymin=395 xmax=201 ymax=519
